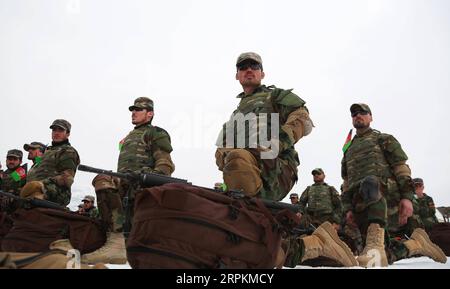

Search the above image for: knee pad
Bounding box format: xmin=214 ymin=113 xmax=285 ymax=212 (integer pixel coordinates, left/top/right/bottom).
xmin=359 ymin=176 xmax=382 ymax=205
xmin=223 ymin=149 xmax=262 ymax=196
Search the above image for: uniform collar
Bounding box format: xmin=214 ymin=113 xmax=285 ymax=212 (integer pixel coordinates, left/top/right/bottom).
xmin=355 ymin=127 xmax=373 ymax=137
xmin=134 ymin=121 xmax=152 ymax=129
xmin=236 ymin=85 xmax=268 ymax=98
xmin=51 ymin=139 xmax=70 ymax=147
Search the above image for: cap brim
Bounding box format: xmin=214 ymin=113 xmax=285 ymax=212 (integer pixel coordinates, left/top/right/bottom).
xmin=50 ymin=124 xmax=67 ymax=130
xmin=23 ymin=144 xmax=31 ymax=151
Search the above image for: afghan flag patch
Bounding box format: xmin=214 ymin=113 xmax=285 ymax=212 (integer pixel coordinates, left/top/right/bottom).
xmin=342 ymin=129 xmax=353 ymax=153
xmin=119 ymin=138 xmax=125 ymax=151
xmin=11 ymin=166 xmax=26 ymax=182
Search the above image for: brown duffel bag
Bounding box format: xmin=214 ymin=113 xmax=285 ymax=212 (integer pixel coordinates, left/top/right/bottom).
xmin=127 ymin=183 xmax=287 ymax=269
xmin=429 ymin=223 xmax=450 ymax=256
xmin=0 ymin=212 xmax=13 ymax=251
xmin=1 ymin=208 xmax=106 ymax=254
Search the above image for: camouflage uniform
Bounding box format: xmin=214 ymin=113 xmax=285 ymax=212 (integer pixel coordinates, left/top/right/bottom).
xmin=298 ymin=182 xmax=342 ymax=227
xmin=92 ymin=174 xmax=124 ymax=233
xmin=0 ymin=150 xmax=26 ymax=213
xmin=341 ymin=104 xmax=415 ymax=263
xmin=117 ymin=97 xmax=175 ymax=235
xmin=415 ymin=193 xmax=438 ymax=232
xmin=23 ymin=142 xmax=47 ymax=177
xmin=216 ymin=83 xmax=313 ymax=200
xmin=26 ymin=120 xmax=80 ymax=207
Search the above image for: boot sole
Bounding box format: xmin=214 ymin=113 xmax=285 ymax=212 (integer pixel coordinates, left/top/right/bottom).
xmin=316 ymin=222 xmax=358 ymax=267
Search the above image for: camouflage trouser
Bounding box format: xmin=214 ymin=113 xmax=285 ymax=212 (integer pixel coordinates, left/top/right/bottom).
xmin=95 ymin=188 xmax=124 ymax=233
xmin=249 ymin=149 xmax=297 ymax=201
xmin=388 ymin=212 xmax=423 ymax=239
xmin=306 ymin=211 xmax=340 ymax=228
xmin=283 ymin=236 xmax=304 ymax=268
xmin=42 ymin=179 xmax=71 ymax=207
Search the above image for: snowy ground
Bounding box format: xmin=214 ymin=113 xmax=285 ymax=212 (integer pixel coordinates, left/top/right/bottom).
xmin=105 ymin=256 xmax=450 ymax=269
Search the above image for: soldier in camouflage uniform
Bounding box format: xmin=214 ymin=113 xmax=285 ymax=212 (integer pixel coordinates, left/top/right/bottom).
xmin=298 ymin=168 xmax=342 ymax=230
xmin=117 ymin=97 xmax=175 ymax=227
xmin=82 ymin=97 xmax=174 ymax=264
xmin=215 ymin=52 xmax=314 ymax=201
xmin=23 ymin=142 xmax=46 ymax=174
xmin=341 ymin=103 xmax=446 ymax=267
xmin=24 ymin=119 xmax=80 ymax=207
xmin=216 ymin=52 xmax=358 ymax=268
xmin=413 ymin=178 xmax=438 ymax=232
xmin=0 ymin=150 xmax=26 ymax=195
xmin=0 ymin=150 xmax=27 ymax=213
xmin=81 ymin=195 xmax=99 ymax=219
xmin=289 ymin=193 xmax=299 ymax=205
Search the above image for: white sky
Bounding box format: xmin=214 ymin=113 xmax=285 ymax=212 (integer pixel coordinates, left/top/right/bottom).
xmin=1 ymin=0 xmax=449 ymax=210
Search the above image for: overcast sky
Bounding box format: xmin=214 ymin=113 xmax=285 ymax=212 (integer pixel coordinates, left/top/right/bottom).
xmin=1 ymin=0 xmax=449 ymax=211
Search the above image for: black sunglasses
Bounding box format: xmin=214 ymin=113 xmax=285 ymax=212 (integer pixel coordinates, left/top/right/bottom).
xmin=237 ymin=63 xmax=261 ymax=71
xmin=351 ymin=111 xmax=369 ymax=117
xmin=131 ymin=107 xmax=144 ymax=112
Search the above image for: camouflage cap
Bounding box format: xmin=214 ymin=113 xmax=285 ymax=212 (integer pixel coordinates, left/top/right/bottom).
xmin=6 ymin=149 xmax=23 ymax=159
xmin=128 ymin=97 xmax=154 ymax=111
xmin=236 ymin=52 xmax=263 ymax=66
xmin=23 ymin=142 xmax=47 ymax=152
xmin=50 ymin=119 xmax=71 ymax=132
xmin=289 ymin=193 xmax=299 ymax=198
xmin=350 ymin=103 xmax=372 ymax=115
xmin=412 ymin=178 xmax=424 ymax=184
xmin=311 ymin=168 xmax=324 ymax=175
xmin=82 ymin=195 xmax=95 ymax=203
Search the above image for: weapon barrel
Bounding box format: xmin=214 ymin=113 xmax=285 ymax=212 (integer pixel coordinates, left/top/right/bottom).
xmin=78 ymin=164 xmax=131 ymax=180
xmin=0 ymin=190 xmax=67 ymax=211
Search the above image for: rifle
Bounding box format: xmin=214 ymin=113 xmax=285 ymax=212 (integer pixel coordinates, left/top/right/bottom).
xmin=78 ymin=164 xmax=300 ymax=214
xmin=0 ymin=190 xmax=67 ymax=211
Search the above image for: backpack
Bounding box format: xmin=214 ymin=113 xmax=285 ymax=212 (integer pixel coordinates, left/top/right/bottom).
xmin=429 ymin=223 xmax=450 ymax=256
xmin=1 ymin=208 xmax=106 ymax=254
xmin=126 ymin=183 xmax=289 ymax=269
xmin=0 ymin=212 xmax=13 ymax=250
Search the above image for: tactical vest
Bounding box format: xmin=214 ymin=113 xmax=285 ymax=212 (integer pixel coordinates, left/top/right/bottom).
xmin=27 ymin=144 xmax=78 ymax=182
xmin=219 ymin=86 xmax=303 ymax=166
xmin=344 ymin=130 xmax=393 ymax=190
xmin=306 ymin=184 xmax=334 ymax=214
xmin=118 ymin=124 xmax=156 ymax=173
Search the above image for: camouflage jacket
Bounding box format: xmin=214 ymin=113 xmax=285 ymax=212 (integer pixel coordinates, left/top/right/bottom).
xmin=26 ymin=140 xmax=80 ymax=206
xmin=118 ymin=121 xmax=175 ymax=176
xmin=0 ymin=167 xmax=27 ymax=195
xmin=298 ymin=182 xmax=342 ymax=222
xmin=414 ymin=194 xmax=438 ymax=223
xmin=85 ymin=206 xmax=99 ymax=219
xmin=341 ymin=128 xmax=414 ymax=213
xmin=217 ymin=85 xmax=308 ymax=170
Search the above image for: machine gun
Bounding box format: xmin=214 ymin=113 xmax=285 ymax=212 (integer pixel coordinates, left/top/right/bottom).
xmin=0 ymin=190 xmax=67 ymax=212
xmin=78 ymin=164 xmax=300 ymax=213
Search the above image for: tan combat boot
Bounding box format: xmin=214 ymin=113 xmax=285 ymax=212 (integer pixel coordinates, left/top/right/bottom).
xmin=49 ymin=239 xmax=74 ymax=252
xmin=301 ymin=221 xmax=358 ymax=267
xmin=357 ymin=223 xmax=388 ymax=267
xmin=404 ymin=228 xmax=447 ymax=263
xmin=81 ymin=232 xmax=127 ymax=264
